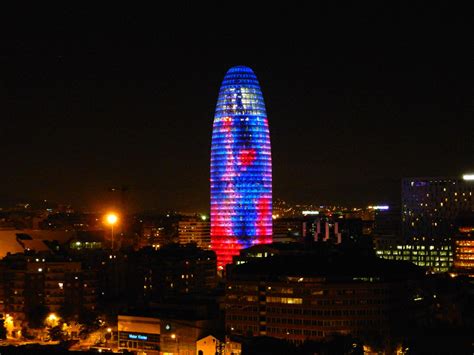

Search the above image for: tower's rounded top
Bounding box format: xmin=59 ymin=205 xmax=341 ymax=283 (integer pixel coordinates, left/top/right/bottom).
xmin=216 ymin=65 xmax=265 ymax=117
xmin=221 ymin=65 xmax=260 ymax=87
xmin=225 ymin=65 xmax=255 ymax=75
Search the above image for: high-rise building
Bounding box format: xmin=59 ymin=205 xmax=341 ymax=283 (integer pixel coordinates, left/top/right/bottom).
xmin=376 ymin=176 xmax=474 ymax=272
xmin=402 ymin=177 xmax=474 ymax=245
xmin=210 ymin=66 xmax=272 ymax=269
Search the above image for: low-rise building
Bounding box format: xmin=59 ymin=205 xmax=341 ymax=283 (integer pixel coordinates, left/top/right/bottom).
xmin=196 ymin=334 xmax=242 ymax=355
xmin=452 ymin=214 xmax=474 ymax=278
xmin=118 ymin=314 xmax=219 ymax=355
xmin=118 ymin=315 xmax=160 ymax=354
xmin=178 ymin=217 xmax=210 ymax=249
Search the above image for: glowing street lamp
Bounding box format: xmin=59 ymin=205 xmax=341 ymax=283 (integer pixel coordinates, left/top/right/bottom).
xmin=105 ymin=213 xmax=119 ymax=249
xmin=45 ymin=313 xmax=60 ymax=328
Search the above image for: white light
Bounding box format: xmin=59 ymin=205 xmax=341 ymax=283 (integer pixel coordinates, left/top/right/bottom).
xmin=106 ymin=213 xmax=118 ymax=225
xmin=462 ymin=174 xmax=474 ymax=181
xmin=368 ymin=205 xmax=389 ymax=210
xmin=302 ymin=210 xmax=319 ymax=215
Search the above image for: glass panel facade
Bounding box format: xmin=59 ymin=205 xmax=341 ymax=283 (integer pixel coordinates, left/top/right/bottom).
xmin=211 ymin=66 xmax=272 ymax=268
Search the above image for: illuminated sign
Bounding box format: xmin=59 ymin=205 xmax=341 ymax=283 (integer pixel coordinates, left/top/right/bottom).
xmin=128 ymin=334 xmax=148 ymax=341
xmin=462 ymin=174 xmax=474 ymax=181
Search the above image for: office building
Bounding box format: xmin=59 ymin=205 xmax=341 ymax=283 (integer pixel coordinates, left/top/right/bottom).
xmin=402 ymin=177 xmax=474 ymax=245
xmin=224 ymin=254 xmax=422 ymax=344
xmin=210 ymin=65 xmax=272 ymax=269
xmin=394 ymin=176 xmax=474 ymax=271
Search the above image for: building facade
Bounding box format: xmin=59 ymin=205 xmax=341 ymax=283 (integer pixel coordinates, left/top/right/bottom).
xmin=178 ymin=217 xmax=210 ymax=249
xmin=0 ymin=253 xmax=98 ymax=326
xmin=124 ymin=244 xmax=217 ymax=303
xmin=452 ymin=213 xmax=474 ymax=278
xmin=396 ymin=177 xmax=474 ymax=272
xmin=118 ymin=315 xmax=220 ymax=355
xmin=375 ymin=244 xmax=453 ymax=272
xmin=196 ymin=335 xmax=242 ymax=355
xmin=118 ymin=315 xmax=160 ymax=354
xmin=210 ymin=65 xmax=272 ymax=269
xmin=402 ymin=177 xmax=474 ymax=245
xmin=224 ymin=254 xmax=422 ymax=344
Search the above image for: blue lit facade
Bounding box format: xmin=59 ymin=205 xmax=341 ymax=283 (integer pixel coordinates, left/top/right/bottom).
xmin=210 ymin=65 xmax=272 ymax=268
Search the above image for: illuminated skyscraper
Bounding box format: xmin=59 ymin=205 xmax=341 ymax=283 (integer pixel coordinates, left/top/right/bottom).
xmin=210 ymin=65 xmax=272 ymax=269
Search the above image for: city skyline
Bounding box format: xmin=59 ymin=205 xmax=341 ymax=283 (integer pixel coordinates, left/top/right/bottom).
xmin=1 ymin=5 xmax=472 ymax=212
xmin=1 ymin=5 xmax=473 ymax=354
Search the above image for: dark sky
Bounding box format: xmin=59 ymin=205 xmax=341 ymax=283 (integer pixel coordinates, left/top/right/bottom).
xmin=1 ymin=4 xmax=472 ymax=212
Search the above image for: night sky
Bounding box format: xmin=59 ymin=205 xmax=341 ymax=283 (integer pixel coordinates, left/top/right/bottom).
xmin=1 ymin=4 xmax=472 ymax=212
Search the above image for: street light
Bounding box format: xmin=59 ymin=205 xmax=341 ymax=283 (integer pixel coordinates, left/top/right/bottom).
xmin=170 ymin=333 xmax=178 ymax=354
xmin=45 ymin=313 xmax=60 ymax=328
xmin=105 ymin=327 xmax=112 ymax=345
xmin=105 ymin=213 xmax=119 ymax=249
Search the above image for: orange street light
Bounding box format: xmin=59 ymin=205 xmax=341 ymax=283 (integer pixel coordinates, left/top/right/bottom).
xmin=45 ymin=313 xmax=60 ymax=327
xmin=105 ymin=213 xmax=119 ymax=249
xmin=106 ymin=213 xmax=118 ymax=225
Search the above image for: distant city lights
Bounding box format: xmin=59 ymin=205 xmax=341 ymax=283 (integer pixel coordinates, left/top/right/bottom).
xmin=368 ymin=205 xmax=389 ymax=210
xmin=302 ymin=210 xmax=320 ymax=216
xmin=462 ymin=174 xmax=474 ymax=181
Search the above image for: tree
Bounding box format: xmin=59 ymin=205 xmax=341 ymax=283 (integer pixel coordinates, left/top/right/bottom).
xmin=0 ymin=319 xmax=7 ymax=340
xmin=27 ymin=304 xmax=49 ymax=328
xmin=48 ymin=325 xmax=65 ymax=341
xmin=78 ymin=311 xmax=102 ymax=340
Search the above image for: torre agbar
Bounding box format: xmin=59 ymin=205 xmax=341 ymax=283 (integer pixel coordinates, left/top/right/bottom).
xmin=210 ymin=65 xmax=272 ymax=269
